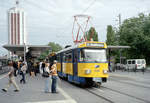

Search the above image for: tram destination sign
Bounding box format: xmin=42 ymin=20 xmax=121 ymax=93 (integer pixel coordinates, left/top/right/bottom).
xmin=86 ymin=43 xmax=104 ymax=47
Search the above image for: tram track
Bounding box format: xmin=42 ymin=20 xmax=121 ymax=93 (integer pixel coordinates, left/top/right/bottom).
xmin=110 ymin=72 xmax=150 ymax=85
xmin=85 ymin=88 xmax=115 ymax=103
xmin=60 ymin=79 xmax=115 ymax=103
xmin=109 ymin=77 xmax=150 ymax=89
xmin=100 ymin=86 xmax=150 ymax=103
xmin=60 ymin=78 xmax=150 ymax=103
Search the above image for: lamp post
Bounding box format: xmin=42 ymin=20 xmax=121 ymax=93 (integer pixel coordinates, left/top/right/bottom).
xmin=24 ymin=43 xmax=26 ymax=62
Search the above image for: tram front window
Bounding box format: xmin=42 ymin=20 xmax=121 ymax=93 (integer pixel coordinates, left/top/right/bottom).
xmin=80 ymin=49 xmax=107 ymax=62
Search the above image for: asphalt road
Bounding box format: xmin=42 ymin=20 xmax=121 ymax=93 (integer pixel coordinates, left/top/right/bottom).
xmin=0 ymin=71 xmax=150 ymax=103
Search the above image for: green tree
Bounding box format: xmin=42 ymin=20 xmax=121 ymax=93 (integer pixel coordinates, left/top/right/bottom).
xmin=39 ymin=50 xmax=49 ymax=60
xmin=106 ymin=25 xmax=116 ymax=45
xmin=106 ymin=25 xmax=119 ymax=60
xmin=48 ymin=42 xmax=62 ymax=52
xmin=39 ymin=42 xmax=62 ymax=60
xmin=86 ymin=27 xmax=98 ymax=41
xmin=117 ymin=13 xmax=150 ymax=64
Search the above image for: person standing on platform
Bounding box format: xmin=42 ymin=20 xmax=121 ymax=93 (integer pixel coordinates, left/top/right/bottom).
xmin=33 ymin=62 xmax=37 ymax=76
xmin=41 ymin=61 xmax=45 ymax=72
xmin=43 ymin=63 xmax=51 ymax=93
xmin=2 ymin=62 xmax=20 ymax=92
xmin=51 ymin=60 xmax=58 ymax=93
xmin=30 ymin=61 xmax=35 ymax=77
xmin=13 ymin=61 xmax=18 ymax=76
xmin=20 ymin=63 xmax=27 ymax=84
xmin=39 ymin=61 xmax=43 ymax=74
xmin=17 ymin=61 xmax=21 ymax=75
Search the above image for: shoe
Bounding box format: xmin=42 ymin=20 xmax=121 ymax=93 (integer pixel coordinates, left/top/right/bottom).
xmin=52 ymin=91 xmax=59 ymax=93
xmin=2 ymin=89 xmax=7 ymax=92
xmin=14 ymin=90 xmax=19 ymax=92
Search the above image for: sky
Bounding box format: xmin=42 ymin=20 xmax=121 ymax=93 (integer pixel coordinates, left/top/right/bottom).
xmin=0 ymin=0 xmax=150 ymax=56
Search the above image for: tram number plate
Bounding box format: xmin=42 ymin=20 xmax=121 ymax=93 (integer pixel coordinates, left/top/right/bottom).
xmin=93 ymin=78 xmax=102 ymax=82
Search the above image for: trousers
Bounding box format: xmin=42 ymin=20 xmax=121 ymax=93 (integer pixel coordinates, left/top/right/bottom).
xmin=44 ymin=76 xmax=51 ymax=92
xmin=5 ymin=77 xmax=19 ymax=91
xmin=20 ymin=73 xmax=26 ymax=83
xmin=51 ymin=75 xmax=57 ymax=93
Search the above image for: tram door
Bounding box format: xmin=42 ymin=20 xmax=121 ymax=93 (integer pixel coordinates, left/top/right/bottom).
xmin=73 ymin=49 xmax=78 ymax=76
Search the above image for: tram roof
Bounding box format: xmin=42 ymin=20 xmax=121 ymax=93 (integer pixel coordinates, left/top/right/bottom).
xmin=56 ymin=41 xmax=107 ymax=54
xmin=56 ymin=46 xmax=76 ymax=54
xmin=57 ymin=45 xmax=130 ymax=54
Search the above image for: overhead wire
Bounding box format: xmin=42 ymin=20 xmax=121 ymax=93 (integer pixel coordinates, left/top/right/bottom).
xmin=37 ymin=1 xmax=77 ymax=44
xmin=0 ymin=3 xmax=71 ymax=30
xmin=71 ymin=0 xmax=98 ymax=42
xmin=25 ymin=0 xmax=73 ymax=31
xmin=23 ymin=0 xmax=75 ymax=30
xmin=0 ymin=0 xmax=92 ymax=46
xmin=23 ymin=0 xmax=56 ymax=16
xmin=46 ymin=0 xmax=57 ymax=9
xmin=0 ymin=0 xmax=65 ymax=54
xmin=55 ymin=21 xmax=73 ymax=37
xmin=79 ymin=0 xmax=107 ymax=41
xmin=81 ymin=0 xmax=97 ymax=14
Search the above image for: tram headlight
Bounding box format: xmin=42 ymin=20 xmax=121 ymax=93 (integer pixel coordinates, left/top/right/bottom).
xmin=85 ymin=69 xmax=91 ymax=74
xmin=103 ymin=70 xmax=108 ymax=74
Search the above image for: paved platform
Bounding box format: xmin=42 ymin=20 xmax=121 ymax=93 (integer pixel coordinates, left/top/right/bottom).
xmin=1 ymin=71 xmax=150 ymax=103
xmin=0 ymin=74 xmax=76 ymax=103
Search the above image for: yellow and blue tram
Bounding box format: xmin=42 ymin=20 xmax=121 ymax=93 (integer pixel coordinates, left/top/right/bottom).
xmin=52 ymin=41 xmax=109 ymax=86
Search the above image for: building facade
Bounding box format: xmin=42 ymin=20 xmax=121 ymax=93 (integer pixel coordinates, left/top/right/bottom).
xmin=8 ymin=7 xmax=27 ymax=45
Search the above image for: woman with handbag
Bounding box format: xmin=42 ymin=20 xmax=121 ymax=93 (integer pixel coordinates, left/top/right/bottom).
xmin=51 ymin=60 xmax=58 ymax=93
xmin=43 ymin=63 xmax=51 ymax=93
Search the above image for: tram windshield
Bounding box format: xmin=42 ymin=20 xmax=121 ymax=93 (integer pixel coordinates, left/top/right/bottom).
xmin=80 ymin=49 xmax=107 ymax=62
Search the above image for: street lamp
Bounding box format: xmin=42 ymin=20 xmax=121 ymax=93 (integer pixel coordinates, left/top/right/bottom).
xmin=24 ymin=43 xmax=26 ymax=62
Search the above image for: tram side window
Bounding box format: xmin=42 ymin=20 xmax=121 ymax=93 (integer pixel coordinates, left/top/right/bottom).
xmin=67 ymin=53 xmax=72 ymax=62
xmin=57 ymin=54 xmax=61 ymax=62
xmin=63 ymin=53 xmax=65 ymax=62
xmin=63 ymin=52 xmax=72 ymax=62
xmin=74 ymin=54 xmax=78 ymax=62
xmin=80 ymin=50 xmax=85 ymax=61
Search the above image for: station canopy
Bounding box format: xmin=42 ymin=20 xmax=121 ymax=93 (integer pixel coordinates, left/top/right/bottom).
xmin=3 ymin=44 xmax=51 ymax=58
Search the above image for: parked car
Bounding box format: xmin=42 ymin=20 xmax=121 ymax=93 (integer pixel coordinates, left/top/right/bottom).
xmin=125 ymin=59 xmax=146 ymax=71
